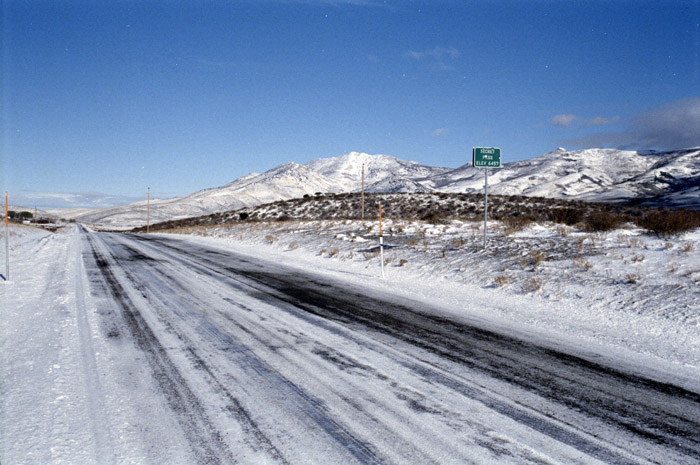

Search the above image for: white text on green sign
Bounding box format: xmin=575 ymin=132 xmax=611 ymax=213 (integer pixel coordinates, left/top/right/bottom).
xmin=473 ymin=147 xmax=501 ymax=168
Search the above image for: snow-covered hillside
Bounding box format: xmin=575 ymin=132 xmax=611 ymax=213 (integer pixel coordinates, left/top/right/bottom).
xmin=61 ymin=148 xmax=700 ymax=228
xmin=64 ymin=152 xmax=449 ymax=228
xmin=428 ymin=147 xmax=700 ymax=204
xmin=65 ymin=162 xmax=340 ymax=229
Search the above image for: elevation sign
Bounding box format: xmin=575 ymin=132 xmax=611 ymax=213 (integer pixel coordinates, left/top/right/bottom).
xmin=473 ymin=147 xmax=501 ymax=168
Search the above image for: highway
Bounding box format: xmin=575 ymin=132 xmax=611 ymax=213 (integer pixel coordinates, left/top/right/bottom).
xmin=79 ymin=227 xmax=700 ymax=464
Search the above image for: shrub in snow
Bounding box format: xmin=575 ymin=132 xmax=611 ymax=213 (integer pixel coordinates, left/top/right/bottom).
xmin=583 ymin=211 xmax=625 ymax=232
xmin=636 ymin=209 xmax=700 ymax=238
xmin=421 ymin=212 xmax=447 ymax=225
xmin=547 ymin=207 xmax=585 ymax=226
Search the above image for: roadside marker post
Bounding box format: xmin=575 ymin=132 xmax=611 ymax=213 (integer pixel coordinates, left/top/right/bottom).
xmin=147 ymin=187 xmax=150 ymax=233
xmin=379 ymin=202 xmax=385 ymax=279
xmin=472 ymin=148 xmax=501 ymax=249
xmin=5 ymin=192 xmax=9 ymax=281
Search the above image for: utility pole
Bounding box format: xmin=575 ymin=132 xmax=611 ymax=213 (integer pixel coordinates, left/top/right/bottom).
xmin=146 ymin=187 xmax=150 ymax=233
xmin=361 ymin=163 xmax=365 ymax=220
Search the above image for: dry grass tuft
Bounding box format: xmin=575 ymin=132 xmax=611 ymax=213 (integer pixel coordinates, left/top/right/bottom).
xmin=572 ymin=256 xmax=592 ymax=271
xmin=522 ymin=276 xmax=543 ymax=293
xmin=451 ymin=237 xmax=467 ymax=249
xmin=363 ymin=250 xmax=379 ymax=260
xmin=502 ymin=216 xmax=531 ymax=235
xmin=521 ymin=250 xmax=547 ymax=271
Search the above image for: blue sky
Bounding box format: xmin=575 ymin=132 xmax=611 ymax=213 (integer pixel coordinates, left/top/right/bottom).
xmin=2 ymin=0 xmax=699 ymax=208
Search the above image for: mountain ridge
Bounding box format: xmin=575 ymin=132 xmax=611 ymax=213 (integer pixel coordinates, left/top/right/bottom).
xmin=62 ymin=147 xmax=700 ymax=228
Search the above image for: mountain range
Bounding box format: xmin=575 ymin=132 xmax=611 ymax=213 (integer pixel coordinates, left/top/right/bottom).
xmin=58 ymin=147 xmax=700 ymax=228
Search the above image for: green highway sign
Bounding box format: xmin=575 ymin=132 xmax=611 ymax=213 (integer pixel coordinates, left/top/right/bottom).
xmin=473 ymin=147 xmax=501 ymax=168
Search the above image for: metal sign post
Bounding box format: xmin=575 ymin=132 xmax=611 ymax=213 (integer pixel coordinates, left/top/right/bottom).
xmin=473 ymin=148 xmax=501 ymax=249
xmin=484 ymin=168 xmax=488 ymax=248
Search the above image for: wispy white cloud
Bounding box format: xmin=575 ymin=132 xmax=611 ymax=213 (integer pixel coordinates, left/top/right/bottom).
xmin=587 ymin=115 xmax=620 ymax=126
xmin=10 ymin=191 xmax=145 ymax=210
xmin=549 ymin=113 xmax=619 ymax=127
xmin=431 ymin=128 xmax=449 ymax=136
xmin=560 ymin=97 xmax=700 ymax=150
xmin=630 ymin=97 xmax=700 ymax=149
xmin=405 ymin=46 xmax=460 ymax=70
xmin=549 ymin=114 xmax=578 ymax=127
xmin=406 ymin=46 xmax=460 ymax=61
xmin=560 ymin=131 xmax=632 ymax=149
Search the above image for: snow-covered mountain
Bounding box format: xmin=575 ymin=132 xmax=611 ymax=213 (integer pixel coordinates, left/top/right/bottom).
xmin=429 ymin=147 xmax=700 ymax=206
xmin=305 ymin=152 xmax=450 ymax=192
xmin=68 ymin=152 xmax=447 ymax=228
xmin=65 ymin=148 xmax=700 ymax=228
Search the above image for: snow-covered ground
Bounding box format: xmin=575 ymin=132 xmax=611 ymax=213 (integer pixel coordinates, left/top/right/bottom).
xmin=0 ymin=224 xmax=184 ymax=464
xmin=160 ymin=218 xmax=700 ymax=388
xmin=1 ymin=221 xmax=698 ymax=463
xmin=1 ymin=224 xmax=111 ymax=463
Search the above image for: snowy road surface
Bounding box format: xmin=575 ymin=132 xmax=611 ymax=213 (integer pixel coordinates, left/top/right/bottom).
xmin=3 ymin=226 xmax=699 ymax=464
